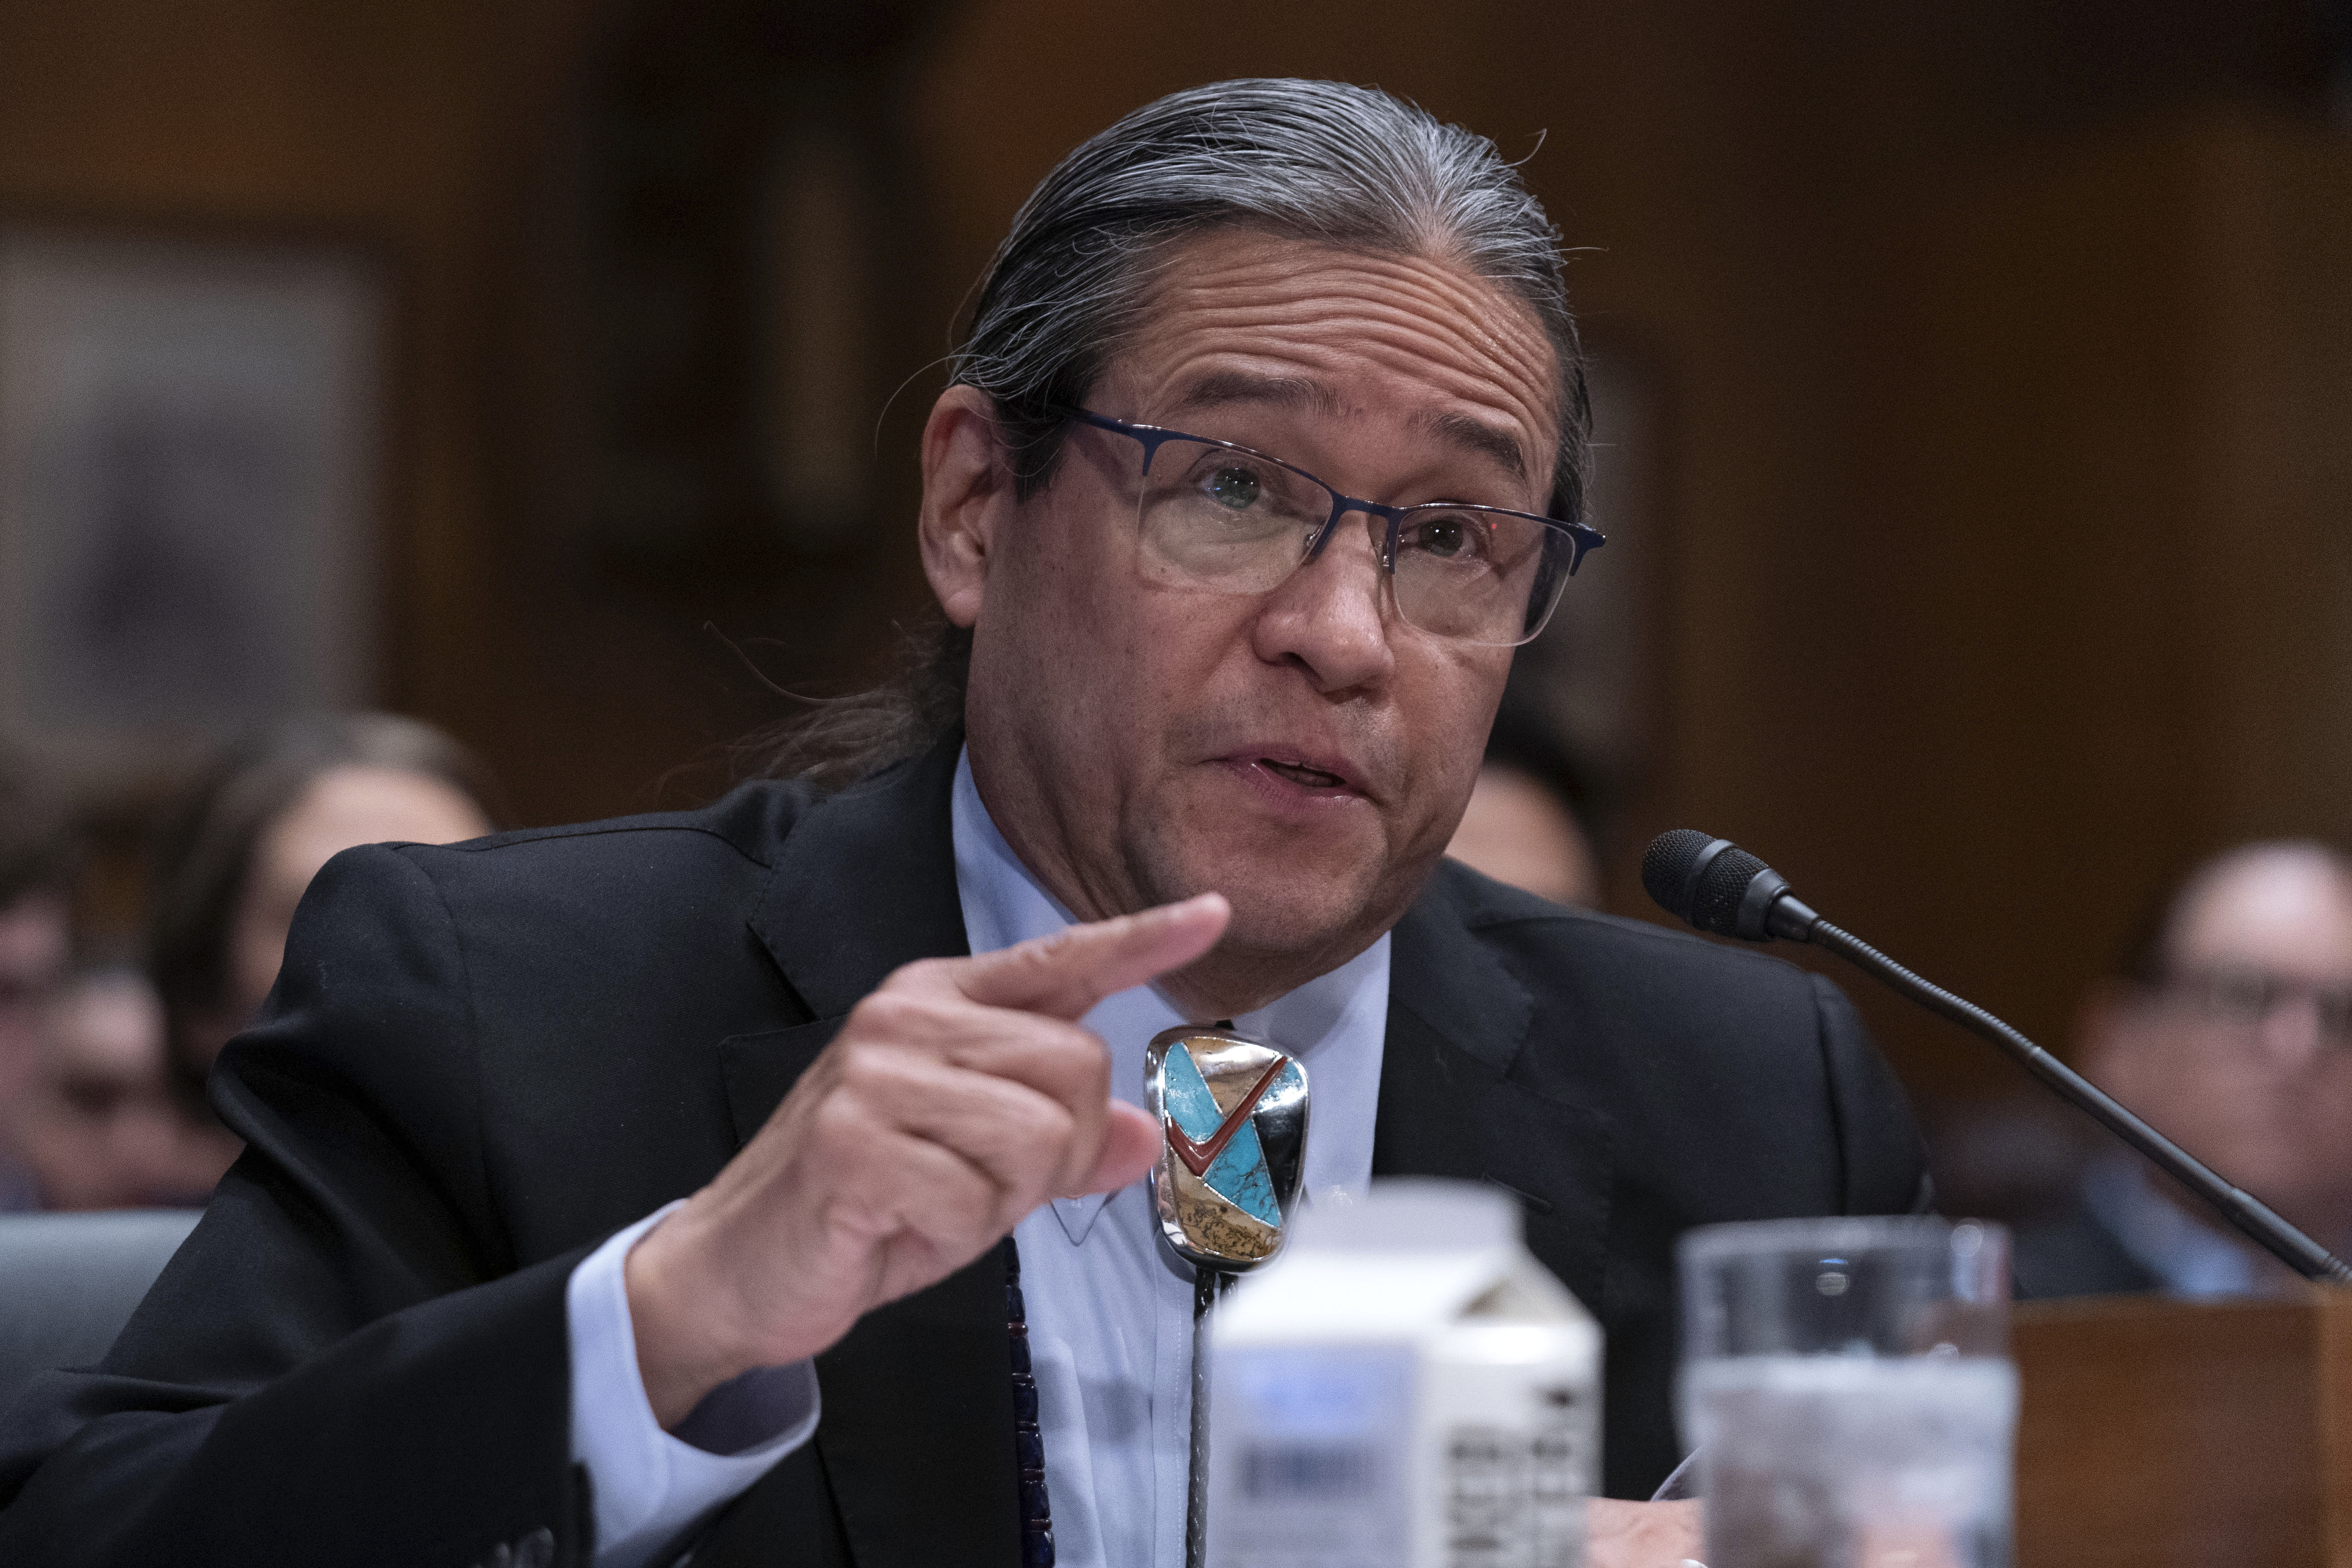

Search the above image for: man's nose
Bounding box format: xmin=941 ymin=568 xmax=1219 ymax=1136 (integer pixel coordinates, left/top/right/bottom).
xmin=1248 ymin=514 xmax=1396 ymax=693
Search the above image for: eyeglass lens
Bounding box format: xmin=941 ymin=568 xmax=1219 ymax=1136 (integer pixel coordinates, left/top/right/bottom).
xmin=1131 ymin=436 xmax=1568 ymax=646
xmin=2171 ymin=967 xmax=2352 ymax=1045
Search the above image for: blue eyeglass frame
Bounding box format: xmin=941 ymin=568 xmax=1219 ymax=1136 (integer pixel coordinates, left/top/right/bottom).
xmin=1061 ymin=407 xmax=1604 ymax=569
xmin=1056 ymin=409 xmax=1605 ymax=642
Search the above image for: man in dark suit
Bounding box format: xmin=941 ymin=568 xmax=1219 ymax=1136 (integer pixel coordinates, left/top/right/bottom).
xmin=2012 ymin=841 xmax=2352 ymax=1301
xmin=0 ymin=80 xmax=1924 ymax=1568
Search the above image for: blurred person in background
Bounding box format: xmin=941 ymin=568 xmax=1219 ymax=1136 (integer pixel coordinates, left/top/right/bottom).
xmin=145 ymin=713 xmax=501 ymax=1190
xmin=2012 ymin=841 xmax=2352 ymax=1299
xmin=0 ymin=752 xmax=80 ymax=1213
xmin=11 ymin=966 xmax=181 ymax=1211
xmin=1445 ymin=684 xmax=1611 ymax=906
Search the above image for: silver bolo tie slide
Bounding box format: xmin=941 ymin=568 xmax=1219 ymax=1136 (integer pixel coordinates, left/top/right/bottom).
xmin=1143 ymin=1022 xmax=1310 ymax=1568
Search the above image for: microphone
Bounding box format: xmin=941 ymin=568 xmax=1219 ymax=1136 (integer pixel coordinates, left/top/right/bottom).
xmin=1642 ymin=829 xmax=2352 ymax=1286
xmin=1641 ymin=828 xmax=1822 ymax=942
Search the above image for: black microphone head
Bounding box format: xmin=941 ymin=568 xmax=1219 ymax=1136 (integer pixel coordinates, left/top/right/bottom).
xmin=1690 ymin=842 xmax=1773 ymax=937
xmin=1642 ymin=829 xmax=1792 ymax=940
xmin=1639 ymin=829 xmax=1720 ymax=922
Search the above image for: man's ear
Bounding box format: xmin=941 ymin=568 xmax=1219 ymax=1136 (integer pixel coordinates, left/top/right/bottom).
xmin=919 ymin=386 xmax=1009 ymax=629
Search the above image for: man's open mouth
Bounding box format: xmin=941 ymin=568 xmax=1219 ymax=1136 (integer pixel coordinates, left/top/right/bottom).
xmin=1258 ymin=758 xmax=1348 ymax=790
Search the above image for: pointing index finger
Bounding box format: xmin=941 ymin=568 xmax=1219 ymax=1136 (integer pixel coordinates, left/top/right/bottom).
xmin=952 ymin=894 xmax=1229 ymax=1020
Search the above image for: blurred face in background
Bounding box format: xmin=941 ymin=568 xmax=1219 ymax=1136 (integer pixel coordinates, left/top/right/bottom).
xmin=17 ymin=970 xmax=178 ymax=1210
xmin=2083 ymin=845 xmax=2352 ymax=1241
xmin=0 ymin=889 xmax=72 ymax=1113
xmin=936 ymin=230 xmax=1558 ymax=1010
xmin=1446 ymin=763 xmax=1599 ymax=907
xmin=211 ymin=764 xmax=491 ymax=1053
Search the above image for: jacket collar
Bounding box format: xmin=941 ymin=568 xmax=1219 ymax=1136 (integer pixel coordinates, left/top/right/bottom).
xmin=1386 ymin=871 xmax=1537 ymax=1078
xmin=722 ymin=733 xmax=975 ymax=1158
xmin=1375 ymin=867 xmax=1614 ymax=1315
xmin=748 ymin=730 xmax=972 ymax=1020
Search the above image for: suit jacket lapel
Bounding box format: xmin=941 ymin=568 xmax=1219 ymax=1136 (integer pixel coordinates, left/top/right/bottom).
xmin=1374 ymin=879 xmax=1615 ymax=1316
xmin=718 ymin=733 xmax=1017 ymax=1568
xmin=748 ymin=731 xmax=973 ymax=1023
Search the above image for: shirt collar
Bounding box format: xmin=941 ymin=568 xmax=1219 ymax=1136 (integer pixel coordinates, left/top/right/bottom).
xmin=949 ymin=747 xmax=1390 ymax=1246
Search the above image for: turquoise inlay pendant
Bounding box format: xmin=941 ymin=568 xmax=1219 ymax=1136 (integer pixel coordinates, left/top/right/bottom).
xmin=1144 ymin=1024 xmax=1310 ymax=1269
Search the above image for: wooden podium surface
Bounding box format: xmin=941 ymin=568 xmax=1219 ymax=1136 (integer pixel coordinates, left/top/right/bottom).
xmin=2014 ymin=1286 xmax=2352 ymax=1567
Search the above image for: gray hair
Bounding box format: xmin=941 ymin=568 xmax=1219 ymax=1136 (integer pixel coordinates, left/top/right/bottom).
xmin=753 ymin=79 xmax=1589 ymax=786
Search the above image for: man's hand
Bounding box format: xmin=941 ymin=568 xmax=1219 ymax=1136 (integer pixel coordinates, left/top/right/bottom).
xmin=625 ymin=894 xmax=1229 ymax=1427
xmin=1586 ymin=1499 xmax=1703 ymax=1568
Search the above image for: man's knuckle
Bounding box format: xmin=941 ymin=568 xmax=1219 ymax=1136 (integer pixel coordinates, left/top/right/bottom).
xmin=1017 ymin=931 xmax=1079 ymax=970
xmin=892 ymin=956 xmax=954 ymax=990
xmin=850 ymin=991 xmax=908 ymax=1029
xmin=832 ymin=1040 xmax=905 ymax=1094
xmin=850 ymin=991 xmax=939 ymax=1042
xmin=1030 ymin=1100 xmax=1077 ymax=1150
xmin=1037 ymin=1024 xmax=1108 ymax=1078
xmin=808 ymin=1091 xmax=872 ymax=1149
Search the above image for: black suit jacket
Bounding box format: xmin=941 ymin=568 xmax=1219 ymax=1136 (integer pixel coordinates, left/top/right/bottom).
xmin=2010 ymin=1196 xmax=2164 ymax=1301
xmin=0 ymin=735 xmax=1926 ymax=1567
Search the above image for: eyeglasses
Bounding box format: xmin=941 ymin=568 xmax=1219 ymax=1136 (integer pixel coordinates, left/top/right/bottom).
xmin=2156 ymin=966 xmax=2352 ymax=1049
xmin=1061 ymin=409 xmax=1604 ymax=647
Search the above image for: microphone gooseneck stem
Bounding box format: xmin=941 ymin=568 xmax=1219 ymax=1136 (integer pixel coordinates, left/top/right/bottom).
xmin=1185 ymin=1267 xmax=1230 ymax=1568
xmin=1805 ymin=918 xmax=2352 ymax=1286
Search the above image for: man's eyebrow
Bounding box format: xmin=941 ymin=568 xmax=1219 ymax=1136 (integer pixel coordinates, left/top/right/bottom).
xmin=1167 ymin=371 xmax=1531 ymax=483
xmin=1167 ymin=372 xmax=1349 ymax=419
xmin=1415 ymin=410 xmax=1528 ymax=482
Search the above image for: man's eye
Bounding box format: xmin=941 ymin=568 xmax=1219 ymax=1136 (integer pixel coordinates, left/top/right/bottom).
xmin=1205 ymin=466 xmax=1262 ymax=510
xmin=1408 ymin=512 xmax=1485 ymax=561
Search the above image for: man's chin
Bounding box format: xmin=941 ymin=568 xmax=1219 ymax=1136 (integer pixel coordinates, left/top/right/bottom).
xmin=1215 ymin=901 xmax=1371 ymax=965
xmin=1127 ymin=798 xmax=1427 ymax=961
xmin=1156 ymin=857 xmax=1396 ymax=963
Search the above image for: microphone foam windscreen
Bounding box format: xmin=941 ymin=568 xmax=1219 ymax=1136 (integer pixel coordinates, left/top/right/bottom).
xmin=1690 ymin=843 xmax=1769 ymax=937
xmin=1639 ymin=829 xmax=1718 ymax=919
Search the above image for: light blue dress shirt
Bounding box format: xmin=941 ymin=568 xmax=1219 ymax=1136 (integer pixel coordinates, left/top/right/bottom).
xmin=567 ymin=748 xmax=1392 ymax=1568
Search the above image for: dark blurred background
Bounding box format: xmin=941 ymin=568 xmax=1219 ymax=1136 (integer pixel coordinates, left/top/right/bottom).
xmin=4 ymin=0 xmax=2349 ymax=1211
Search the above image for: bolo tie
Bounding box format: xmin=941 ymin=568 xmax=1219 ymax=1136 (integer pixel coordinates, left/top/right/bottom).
xmin=1004 ymin=1021 xmax=1307 ymax=1568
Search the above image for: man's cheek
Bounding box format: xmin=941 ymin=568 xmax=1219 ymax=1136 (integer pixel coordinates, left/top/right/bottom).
xmin=1398 ymin=792 xmax=1471 ymax=867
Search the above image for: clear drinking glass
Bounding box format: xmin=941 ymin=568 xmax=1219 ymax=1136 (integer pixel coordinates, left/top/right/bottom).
xmin=1677 ymin=1217 xmax=2016 ymax=1568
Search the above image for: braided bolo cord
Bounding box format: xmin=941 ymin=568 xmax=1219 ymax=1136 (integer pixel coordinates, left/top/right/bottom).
xmin=1005 ymin=1239 xmax=1055 ymax=1567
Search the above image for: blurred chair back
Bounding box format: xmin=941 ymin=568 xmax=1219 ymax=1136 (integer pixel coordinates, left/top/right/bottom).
xmin=0 ymin=1210 xmax=200 ymax=1416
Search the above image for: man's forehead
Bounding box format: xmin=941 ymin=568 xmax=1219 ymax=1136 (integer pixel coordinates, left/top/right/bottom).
xmin=2172 ymin=849 xmax=2352 ymax=969
xmin=1166 ymin=369 xmax=1532 ymax=481
xmin=1108 ymin=232 xmax=1560 ymax=483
